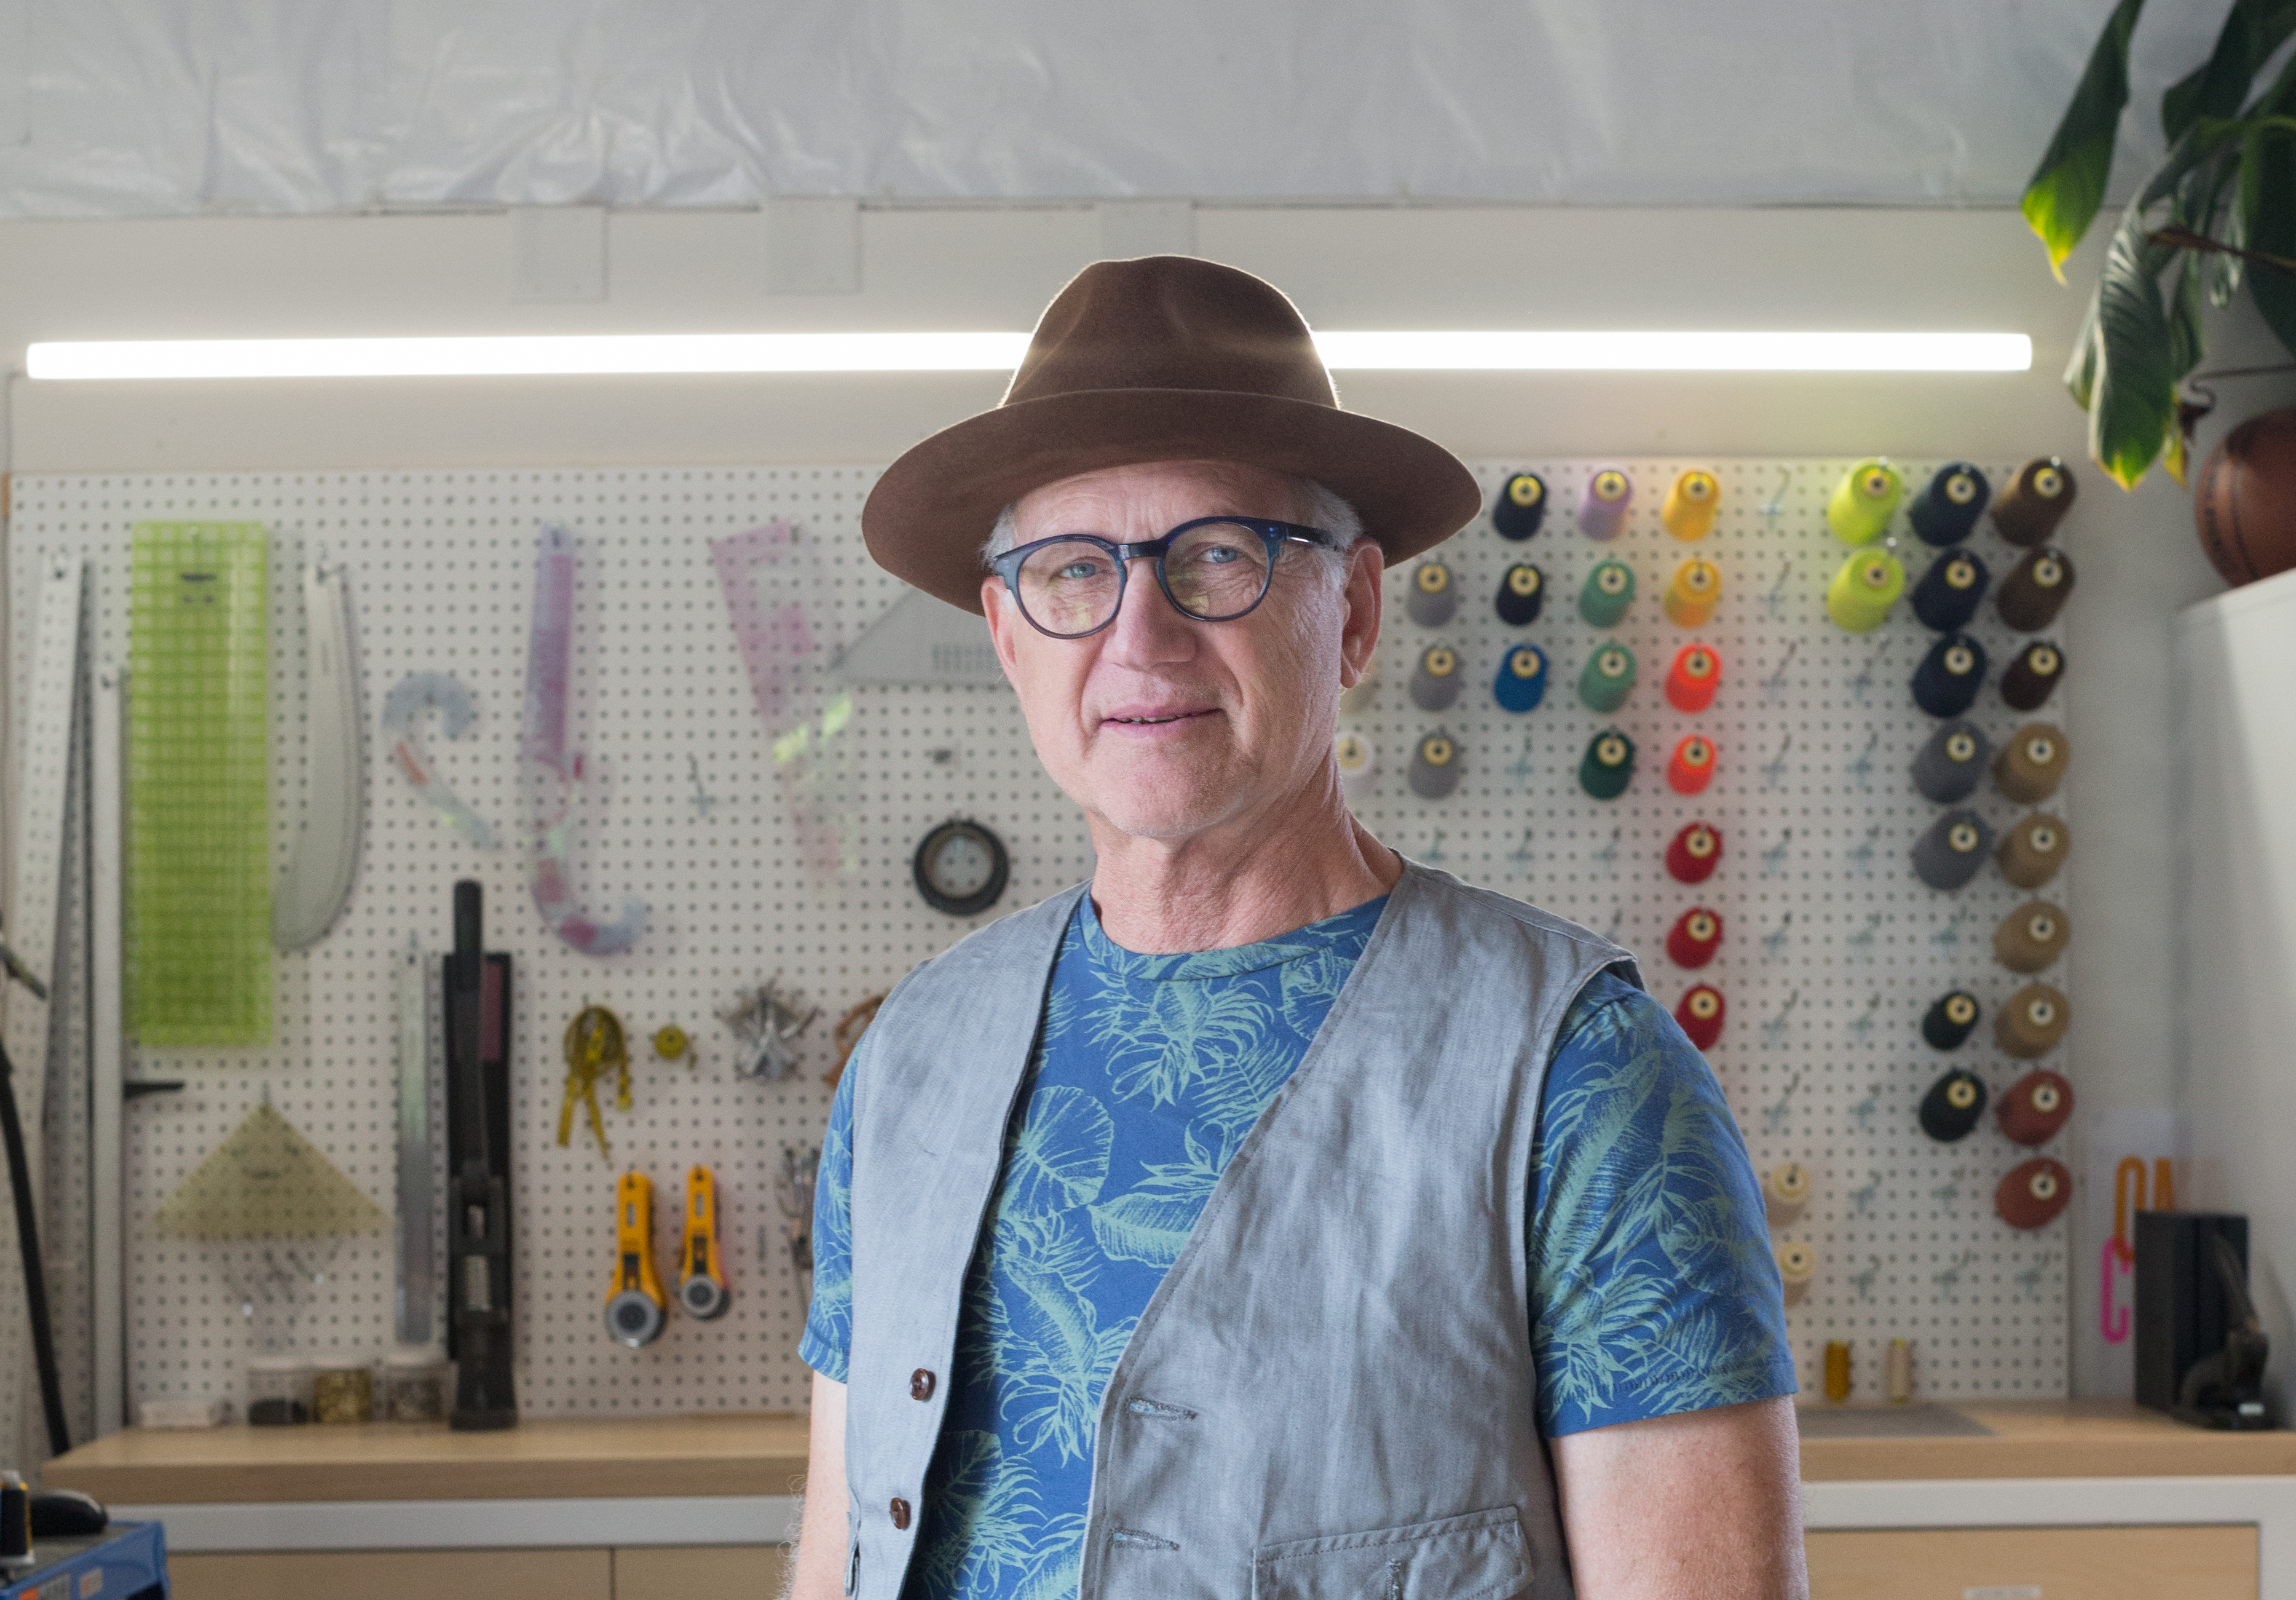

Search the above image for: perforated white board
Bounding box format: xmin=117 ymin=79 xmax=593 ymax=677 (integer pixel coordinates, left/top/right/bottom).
xmin=7 ymin=459 xmax=2070 ymax=1417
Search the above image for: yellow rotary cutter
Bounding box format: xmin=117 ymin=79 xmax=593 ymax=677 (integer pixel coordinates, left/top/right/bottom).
xmin=677 ymin=1164 xmax=731 ymax=1321
xmin=605 ymin=1170 xmax=668 ymax=1348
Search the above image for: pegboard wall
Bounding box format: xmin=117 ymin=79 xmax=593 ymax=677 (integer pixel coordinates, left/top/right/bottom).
xmin=5 ymin=455 xmax=2072 ymax=1420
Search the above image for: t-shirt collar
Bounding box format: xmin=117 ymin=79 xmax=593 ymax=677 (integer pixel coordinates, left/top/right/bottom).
xmin=1075 ymin=889 xmax=1389 ymax=983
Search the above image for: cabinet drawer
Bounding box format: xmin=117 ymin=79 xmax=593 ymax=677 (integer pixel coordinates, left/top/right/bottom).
xmin=1806 ymin=1525 xmax=2257 ymax=1600
xmin=168 ymin=1547 xmax=612 ymax=1600
xmin=614 ymin=1543 xmax=789 ymax=1598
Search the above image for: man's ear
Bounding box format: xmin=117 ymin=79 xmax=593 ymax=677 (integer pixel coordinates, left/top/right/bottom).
xmin=981 ymin=575 xmax=1025 ymax=682
xmin=1337 ymin=539 xmax=1384 ymax=689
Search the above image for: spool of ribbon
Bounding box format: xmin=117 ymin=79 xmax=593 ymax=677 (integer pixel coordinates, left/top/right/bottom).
xmin=1663 ymin=555 xmax=1722 ymax=628
xmin=1579 ymin=558 xmax=1635 ymax=627
xmin=1493 ymin=643 xmax=1548 ymax=713
xmin=1826 ymin=457 xmax=1903 ymax=545
xmin=1578 ymin=466 xmax=1633 ymax=539
xmin=2002 ymin=640 xmax=2064 ymax=711
xmin=1577 ymin=642 xmax=1637 ymax=713
xmin=1579 ymin=729 xmax=1636 ymax=800
xmin=1911 ymin=719 xmax=1990 ymax=804
xmin=1667 ymin=734 xmax=1718 ymax=794
xmin=1907 ymin=461 xmax=1991 ymax=547
xmin=1992 ymin=456 xmax=2077 ymax=547
xmin=1493 ymin=472 xmax=1548 ymax=541
xmin=1909 ymin=548 xmax=1989 ymax=633
xmin=1826 ymin=547 xmax=1904 ymax=633
xmin=1664 ymin=643 xmax=1722 ymax=712
xmin=1912 ymin=633 xmax=1988 ymax=718
xmin=1660 ymin=468 xmax=1721 ymax=541
xmin=1494 ymin=563 xmax=1545 ymax=626
xmin=1912 ymin=809 xmax=1995 ymax=891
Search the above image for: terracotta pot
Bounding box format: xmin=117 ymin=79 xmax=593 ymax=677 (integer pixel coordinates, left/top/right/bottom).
xmin=2197 ymin=408 xmax=2296 ymax=586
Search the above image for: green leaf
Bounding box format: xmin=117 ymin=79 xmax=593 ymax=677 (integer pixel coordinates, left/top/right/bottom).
xmin=2247 ymin=129 xmax=2296 ymax=359
xmin=2024 ymin=0 xmax=2149 ymax=278
xmin=2063 ymin=285 xmax=2104 ymax=411
xmin=2167 ymin=251 xmax=2208 ymax=384
xmin=2088 ymin=207 xmax=2182 ymax=488
xmin=2163 ymin=0 xmax=2296 ymax=140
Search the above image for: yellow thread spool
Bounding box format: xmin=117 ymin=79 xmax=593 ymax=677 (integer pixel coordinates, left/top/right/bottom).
xmin=1662 ymin=556 xmax=1722 ymax=627
xmin=1660 ymin=468 xmax=1720 ymax=541
xmin=1824 ymin=1339 xmax=1852 ymax=1403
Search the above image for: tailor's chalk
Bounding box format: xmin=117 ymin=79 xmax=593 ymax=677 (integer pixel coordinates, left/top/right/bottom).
xmin=1579 ymin=558 xmax=1635 ymax=627
xmin=1335 ymin=731 xmax=1375 ymax=803
xmin=1493 ymin=472 xmax=1548 ymax=541
xmin=1907 ymin=461 xmax=1990 ymax=547
xmin=1997 ymin=812 xmax=2068 ymax=889
xmin=1826 ymin=457 xmax=1903 ymax=545
xmin=1666 ymin=907 xmax=1723 ymax=969
xmin=1409 ymin=731 xmax=1461 ymax=799
xmin=1578 ymin=467 xmax=1633 ymax=539
xmin=2002 ymin=640 xmax=2064 ymax=710
xmin=1826 ymin=547 xmax=1904 ymax=633
xmin=1661 ymin=468 xmax=1721 ymax=541
xmin=1912 ymin=809 xmax=1995 ymax=890
xmin=1666 ymin=821 xmax=1723 ymax=883
xmin=1493 ymin=643 xmax=1548 ymax=712
xmin=1995 ymin=546 xmax=2075 ymax=632
xmin=1997 ymin=1157 xmax=2072 ymax=1229
xmin=1408 ymin=642 xmax=1462 ymax=711
xmin=1911 ymin=719 xmax=1990 ymax=804
xmin=1919 ymin=1069 xmax=1987 ymax=1143
xmin=1994 ymin=901 xmax=2069 ymax=973
xmin=1577 ymin=642 xmax=1637 ymax=713
xmin=1667 ymin=734 xmax=1718 ymax=794
xmin=1579 ymin=729 xmax=1635 ymax=799
xmin=1495 ymin=562 xmax=1545 ymax=625
xmin=1992 ymin=456 xmax=2076 ymax=547
xmin=1675 ymin=983 xmax=1726 ymax=1050
xmin=1910 ymin=548 xmax=1989 ymax=633
xmin=1663 ymin=555 xmax=1722 ymax=627
xmin=1998 ymin=1069 xmax=2074 ymax=1146
xmin=1996 ymin=983 xmax=2069 ymax=1058
xmin=1912 ymin=633 xmax=1987 ymax=718
xmin=1664 ymin=643 xmax=1722 ymax=712
xmin=1922 ymin=989 xmax=1980 ymax=1051
xmin=1406 ymin=559 xmax=1458 ymax=627
xmin=1993 ymin=723 xmax=2067 ymax=804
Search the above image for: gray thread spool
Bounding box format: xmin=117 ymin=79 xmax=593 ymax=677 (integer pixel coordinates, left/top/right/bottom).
xmin=1409 ymin=730 xmax=1461 ymax=799
xmin=1911 ymin=809 xmax=1995 ymax=891
xmin=1408 ymin=643 xmax=1462 ymax=711
xmin=1911 ymin=719 xmax=1991 ymax=804
xmin=1406 ymin=560 xmax=1458 ymax=627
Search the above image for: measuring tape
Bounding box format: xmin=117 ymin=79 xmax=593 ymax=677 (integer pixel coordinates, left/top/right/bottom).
xmin=677 ymin=1165 xmax=730 ymax=1321
xmin=604 ymin=1171 xmax=667 ymax=1348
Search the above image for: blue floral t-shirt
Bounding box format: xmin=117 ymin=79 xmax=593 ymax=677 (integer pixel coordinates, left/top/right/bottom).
xmin=802 ymin=892 xmax=1793 ymax=1600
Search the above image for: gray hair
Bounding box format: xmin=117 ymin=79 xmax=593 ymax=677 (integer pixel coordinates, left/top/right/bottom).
xmin=983 ymin=475 xmax=1367 ymax=587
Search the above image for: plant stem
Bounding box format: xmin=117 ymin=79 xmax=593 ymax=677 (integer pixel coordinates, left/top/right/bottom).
xmin=2147 ymin=223 xmax=2296 ymax=275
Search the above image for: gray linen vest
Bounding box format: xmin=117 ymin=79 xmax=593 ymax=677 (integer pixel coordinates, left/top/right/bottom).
xmin=842 ymin=861 xmax=1636 ymax=1600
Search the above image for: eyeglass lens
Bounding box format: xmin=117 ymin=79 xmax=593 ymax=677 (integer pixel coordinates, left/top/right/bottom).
xmin=1014 ymin=521 xmax=1275 ymax=635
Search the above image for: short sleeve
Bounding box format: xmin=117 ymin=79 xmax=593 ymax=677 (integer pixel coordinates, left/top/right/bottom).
xmin=798 ymin=1063 xmax=857 ymax=1382
xmin=1528 ymin=972 xmax=1797 ymax=1436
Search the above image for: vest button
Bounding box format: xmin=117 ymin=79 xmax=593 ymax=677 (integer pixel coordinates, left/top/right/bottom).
xmin=910 ymin=1368 xmax=936 ymax=1401
xmin=890 ymin=1497 xmax=912 ymax=1531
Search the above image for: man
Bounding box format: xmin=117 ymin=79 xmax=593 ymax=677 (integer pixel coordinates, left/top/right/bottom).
xmin=791 ymin=256 xmax=1805 ymax=1600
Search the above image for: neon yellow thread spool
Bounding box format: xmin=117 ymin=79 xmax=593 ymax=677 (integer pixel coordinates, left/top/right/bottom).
xmin=1660 ymin=469 xmax=1721 ymax=541
xmin=1826 ymin=458 xmax=1903 ymax=545
xmin=1826 ymin=548 xmax=1905 ymax=633
xmin=1662 ymin=556 xmax=1721 ymax=627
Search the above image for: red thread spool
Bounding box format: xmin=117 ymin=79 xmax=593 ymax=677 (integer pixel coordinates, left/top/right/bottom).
xmin=1666 ymin=908 xmax=1724 ymax=968
xmin=1995 ymin=1157 xmax=2072 ymax=1230
xmin=1664 ymin=643 xmax=1722 ymax=712
xmin=1665 ymin=822 xmax=1724 ymax=884
xmin=1997 ymin=1068 xmax=2074 ymax=1146
xmin=1667 ymin=734 xmax=1718 ymax=794
xmin=1675 ymin=984 xmax=1726 ymax=1049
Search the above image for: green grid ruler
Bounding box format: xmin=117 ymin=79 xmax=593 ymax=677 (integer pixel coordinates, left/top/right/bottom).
xmin=128 ymin=522 xmax=272 ymax=1044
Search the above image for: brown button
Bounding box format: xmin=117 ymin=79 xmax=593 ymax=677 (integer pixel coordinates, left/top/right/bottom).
xmin=890 ymin=1497 xmax=912 ymax=1531
xmin=910 ymin=1368 xmax=936 ymax=1402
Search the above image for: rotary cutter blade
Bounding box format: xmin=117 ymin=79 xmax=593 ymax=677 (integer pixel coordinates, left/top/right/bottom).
xmin=677 ymin=1163 xmax=730 ymax=1321
xmin=605 ymin=1170 xmax=668 ymax=1348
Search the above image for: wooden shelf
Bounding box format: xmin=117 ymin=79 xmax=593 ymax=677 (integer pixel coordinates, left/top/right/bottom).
xmin=1799 ymin=1400 xmax=2296 ymax=1482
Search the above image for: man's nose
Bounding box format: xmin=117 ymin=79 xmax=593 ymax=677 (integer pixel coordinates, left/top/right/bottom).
xmin=1100 ymin=555 xmax=1196 ymax=665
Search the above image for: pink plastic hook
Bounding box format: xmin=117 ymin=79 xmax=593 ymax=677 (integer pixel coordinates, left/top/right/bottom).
xmin=2099 ymin=1235 xmax=2131 ymax=1344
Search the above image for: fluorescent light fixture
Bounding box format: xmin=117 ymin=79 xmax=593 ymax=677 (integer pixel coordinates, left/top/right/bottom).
xmin=25 ymin=329 xmax=2030 ymax=380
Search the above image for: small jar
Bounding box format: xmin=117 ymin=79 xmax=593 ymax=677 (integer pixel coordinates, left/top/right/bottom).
xmin=248 ymin=1355 xmax=314 ymax=1427
xmin=377 ymin=1345 xmax=452 ymax=1423
xmin=312 ymin=1354 xmax=374 ymax=1424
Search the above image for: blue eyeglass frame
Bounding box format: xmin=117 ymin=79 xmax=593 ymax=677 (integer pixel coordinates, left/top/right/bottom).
xmin=988 ymin=516 xmax=1338 ymax=639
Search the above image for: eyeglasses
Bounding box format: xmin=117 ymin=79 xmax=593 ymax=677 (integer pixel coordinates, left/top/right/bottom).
xmin=988 ymin=517 xmax=1337 ymax=640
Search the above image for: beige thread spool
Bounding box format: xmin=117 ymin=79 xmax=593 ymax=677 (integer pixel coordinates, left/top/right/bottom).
xmin=1763 ymin=1162 xmax=1810 ymax=1229
xmin=1996 ymin=983 xmax=2070 ymax=1059
xmin=1992 ymin=723 xmax=2067 ymax=804
xmin=1886 ymin=1339 xmax=1915 ymax=1403
xmin=1997 ymin=812 xmax=2069 ymax=890
xmin=1992 ymin=901 xmax=2070 ymax=973
xmin=1777 ymin=1241 xmax=1817 ymax=1307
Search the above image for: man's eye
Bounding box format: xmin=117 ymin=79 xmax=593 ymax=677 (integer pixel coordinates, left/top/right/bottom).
xmin=1193 ymin=544 xmax=1242 ymax=566
xmin=1055 ymin=560 xmax=1104 ymax=581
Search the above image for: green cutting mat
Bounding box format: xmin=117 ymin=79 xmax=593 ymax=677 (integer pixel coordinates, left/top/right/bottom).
xmin=129 ymin=522 xmax=272 ymax=1044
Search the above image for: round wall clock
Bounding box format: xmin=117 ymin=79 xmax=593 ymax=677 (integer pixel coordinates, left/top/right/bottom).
xmin=913 ymin=818 xmax=1009 ymax=917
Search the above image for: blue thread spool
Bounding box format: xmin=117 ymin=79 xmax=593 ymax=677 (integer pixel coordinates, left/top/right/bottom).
xmin=1579 ymin=559 xmax=1635 ymax=627
xmin=1907 ymin=462 xmax=1991 ymax=547
xmin=1577 ymin=642 xmax=1636 ymax=713
xmin=1579 ymin=729 xmax=1635 ymax=799
xmin=1910 ymin=548 xmax=1989 ymax=633
xmin=1911 ymin=719 xmax=1992 ymax=804
xmin=1912 ymin=633 xmax=1987 ymax=718
xmin=1495 ymin=563 xmax=1544 ymax=625
xmin=1493 ymin=644 xmax=1547 ymax=712
xmin=1912 ymin=809 xmax=1995 ymax=891
xmin=1493 ymin=472 xmax=1547 ymax=541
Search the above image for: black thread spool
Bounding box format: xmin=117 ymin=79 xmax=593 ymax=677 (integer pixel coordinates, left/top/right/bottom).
xmin=2002 ymin=640 xmax=2064 ymax=711
xmin=1992 ymin=456 xmax=2077 ymax=547
xmin=1919 ymin=1069 xmax=1989 ymax=1142
xmin=1912 ymin=720 xmax=1991 ymax=804
xmin=1922 ymin=989 xmax=1981 ymax=1050
xmin=1493 ymin=472 xmax=1547 ymax=541
xmin=1912 ymin=809 xmax=1995 ymax=891
xmin=1907 ymin=461 xmax=1992 ymax=547
xmin=1910 ymin=549 xmax=1990 ymax=633
xmin=1912 ymin=633 xmax=1988 ymax=718
xmin=1494 ymin=563 xmax=1544 ymax=626
xmin=1995 ymin=546 xmax=2076 ymax=633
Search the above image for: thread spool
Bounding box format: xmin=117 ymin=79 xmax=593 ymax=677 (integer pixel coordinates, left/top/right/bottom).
xmin=1675 ymin=983 xmax=1726 ymax=1048
xmin=1826 ymin=547 xmax=1905 ymax=633
xmin=1919 ymin=1068 xmax=1988 ymax=1141
xmin=1826 ymin=457 xmax=1903 ymax=545
xmin=1665 ymin=906 xmax=1724 ymax=968
xmin=1667 ymin=734 xmax=1718 ymax=794
xmin=1579 ymin=729 xmax=1636 ymax=800
xmin=1577 ymin=642 xmax=1637 ymax=713
xmin=1922 ymin=990 xmax=1981 ymax=1051
xmin=1338 ymin=649 xmax=1378 ymax=714
xmin=1763 ymin=1162 xmax=1810 ymax=1227
xmin=1992 ymin=456 xmax=2077 ymax=547
xmin=1493 ymin=643 xmax=1548 ymax=713
xmin=1907 ymin=461 xmax=1992 ymax=547
xmin=1912 ymin=809 xmax=1995 ymax=891
xmin=1885 ymin=1339 xmax=1915 ymax=1404
xmin=1822 ymin=1337 xmax=1850 ymax=1398
xmin=1408 ymin=643 xmax=1462 ymax=711
xmin=1665 ymin=821 xmax=1724 ymax=884
xmin=1994 ymin=901 xmax=2069 ymax=973
xmin=1661 ymin=467 xmax=1721 ymax=541
xmin=1495 ymin=562 xmax=1545 ymax=625
xmin=1780 ymin=1244 xmax=1818 ymax=1309
xmin=1662 ymin=555 xmax=1722 ymax=627
xmin=0 ymin=1471 xmax=25 ymax=1566
xmin=1909 ymin=548 xmax=1989 ymax=633
xmin=2001 ymin=640 xmax=2064 ymax=711
xmin=1997 ymin=812 xmax=2069 ymax=889
xmin=1664 ymin=643 xmax=1722 ymax=712
xmin=1995 ymin=546 xmax=2076 ymax=633
xmin=1996 ymin=1157 xmax=2072 ymax=1230
xmin=1911 ymin=720 xmax=1991 ymax=804
xmin=1335 ymin=731 xmax=1375 ymax=804
xmin=1578 ymin=466 xmax=1633 ymax=539
xmin=1578 ymin=558 xmax=1635 ymax=627
xmin=1993 ymin=723 xmax=2068 ymax=804
xmin=1408 ymin=731 xmax=1460 ymax=799
xmin=1406 ymin=559 xmax=1459 ymax=628
xmin=1493 ymin=472 xmax=1547 ymax=541
xmin=1998 ymin=1068 xmax=2075 ymax=1146
xmin=1912 ymin=633 xmax=1988 ymax=718
xmin=1995 ymin=983 xmax=2070 ymax=1058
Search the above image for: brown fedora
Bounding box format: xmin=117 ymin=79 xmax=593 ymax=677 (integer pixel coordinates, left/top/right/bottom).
xmin=861 ymin=255 xmax=1479 ymax=613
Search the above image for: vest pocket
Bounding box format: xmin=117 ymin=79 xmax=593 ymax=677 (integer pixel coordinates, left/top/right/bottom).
xmin=1252 ymin=1506 xmax=1530 ymax=1600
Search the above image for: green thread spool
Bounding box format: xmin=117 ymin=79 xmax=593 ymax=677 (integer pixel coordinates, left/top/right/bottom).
xmin=1579 ymin=728 xmax=1636 ymax=799
xmin=1576 ymin=642 xmax=1637 ymax=713
xmin=1578 ymin=558 xmax=1635 ymax=627
xmin=1826 ymin=457 xmax=1903 ymax=545
xmin=1826 ymin=547 xmax=1905 ymax=633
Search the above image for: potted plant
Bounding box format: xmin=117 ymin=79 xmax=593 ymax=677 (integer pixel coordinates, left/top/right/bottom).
xmin=2024 ymin=0 xmax=2296 ymax=491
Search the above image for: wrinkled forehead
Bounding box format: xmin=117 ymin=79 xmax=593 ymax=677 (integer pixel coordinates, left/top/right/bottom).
xmin=1014 ymin=459 xmax=1304 ymax=536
